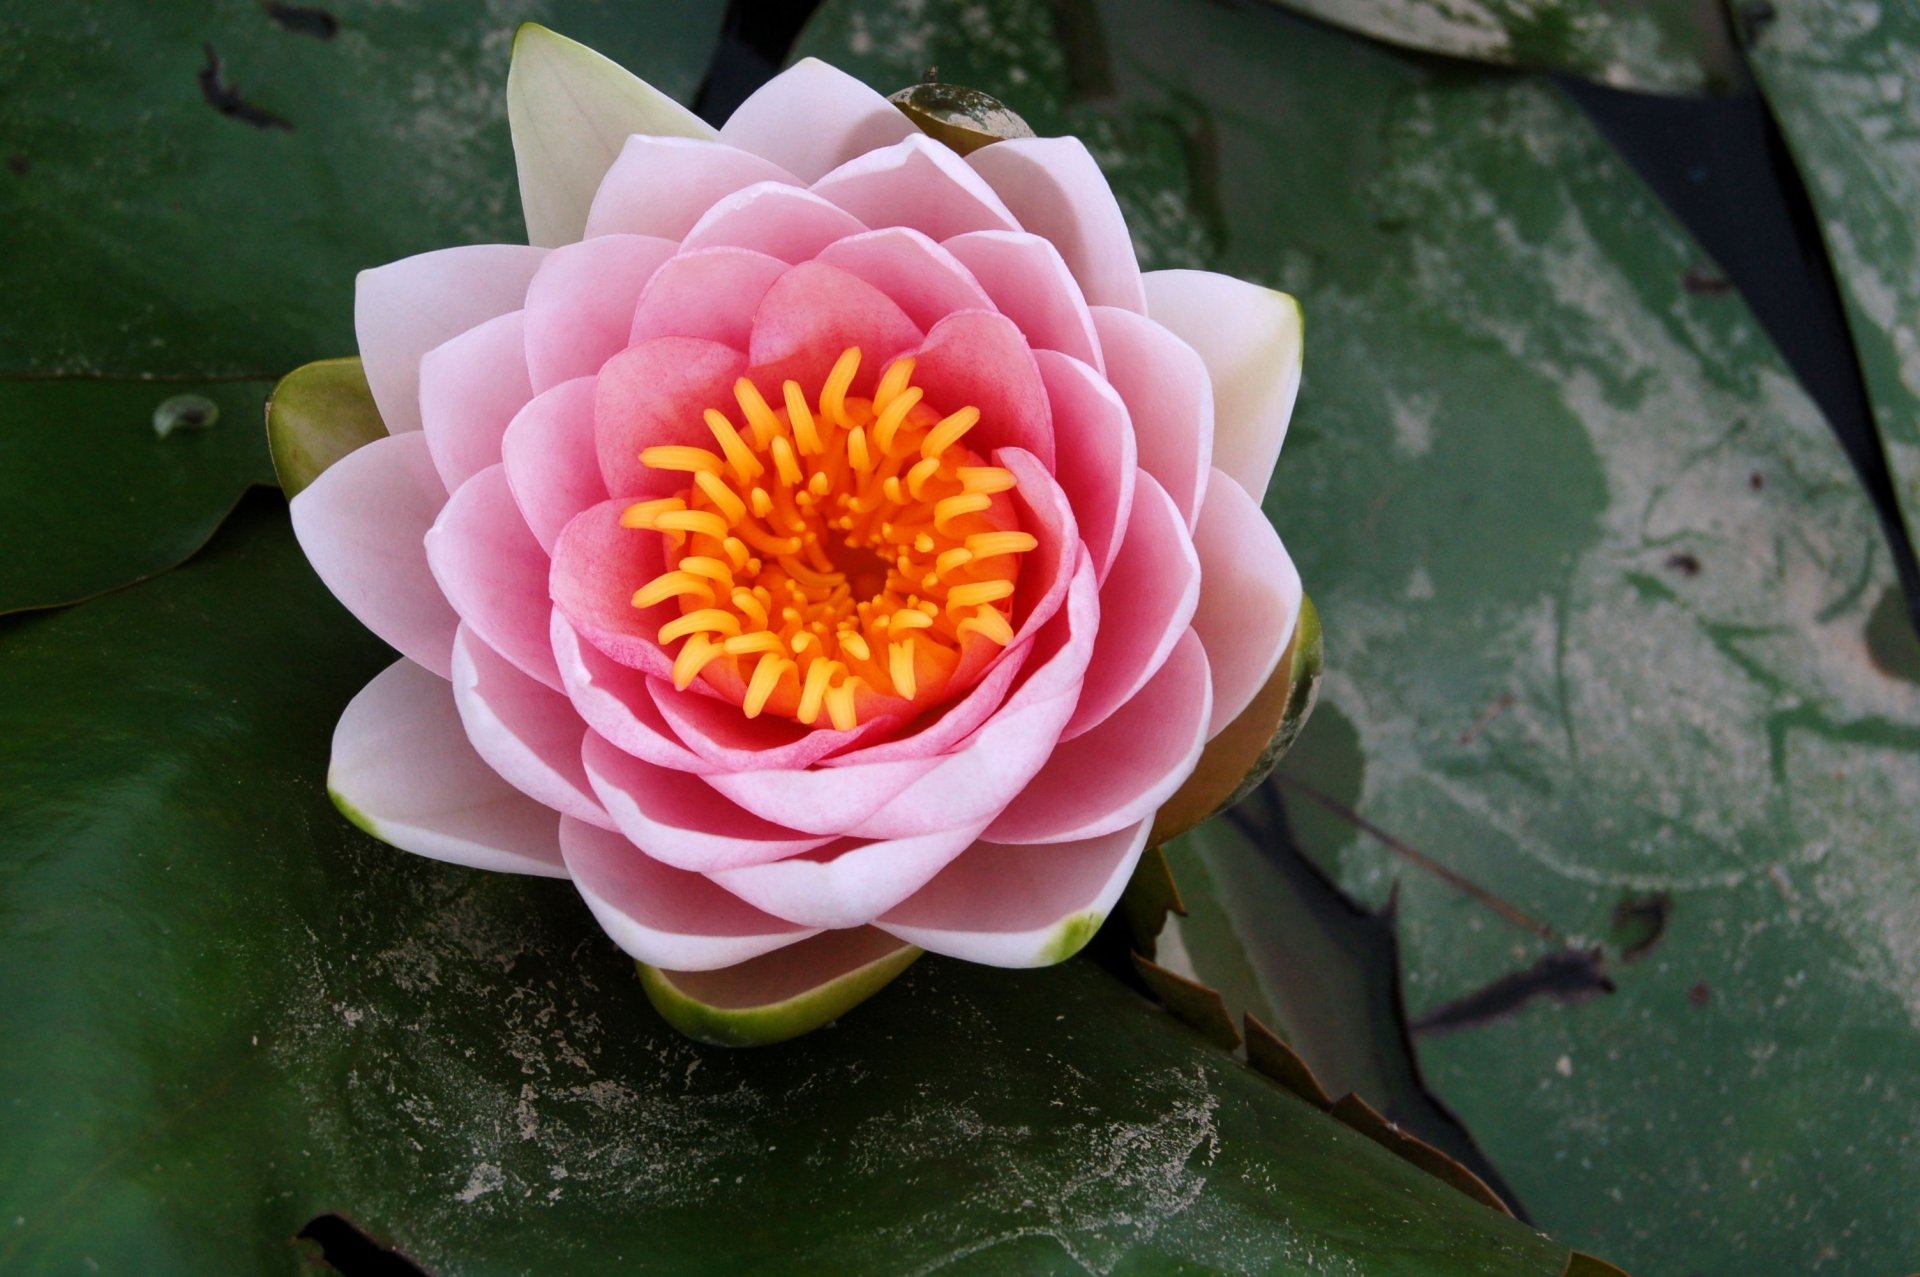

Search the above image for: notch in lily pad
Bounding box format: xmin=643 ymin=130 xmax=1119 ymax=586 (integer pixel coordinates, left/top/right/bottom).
xmin=888 ymin=80 xmax=1034 ymax=155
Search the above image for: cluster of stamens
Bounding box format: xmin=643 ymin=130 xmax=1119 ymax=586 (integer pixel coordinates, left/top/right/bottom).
xmin=622 ymin=346 xmax=1034 ymax=730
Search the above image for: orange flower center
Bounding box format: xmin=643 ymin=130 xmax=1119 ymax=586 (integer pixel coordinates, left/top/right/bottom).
xmin=622 ymin=346 xmax=1033 ymax=731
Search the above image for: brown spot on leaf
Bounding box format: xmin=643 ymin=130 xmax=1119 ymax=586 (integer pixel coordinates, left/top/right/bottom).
xmin=1688 ymin=981 xmax=1711 ymax=1007
xmin=198 ymin=44 xmax=293 ymax=131
xmin=1665 ymin=551 xmax=1701 ymax=577
xmin=263 ymin=1 xmax=339 ymax=38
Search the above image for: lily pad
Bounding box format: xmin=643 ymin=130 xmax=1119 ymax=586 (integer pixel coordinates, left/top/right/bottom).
xmin=1747 ymin=0 xmax=1920 ymax=596
xmin=0 ymin=501 xmax=1580 ymax=1276
xmin=0 ymin=377 xmax=275 ymax=614
xmin=0 ymin=0 xmax=726 ymax=378
xmin=797 ymin=0 xmax=1920 ymax=1271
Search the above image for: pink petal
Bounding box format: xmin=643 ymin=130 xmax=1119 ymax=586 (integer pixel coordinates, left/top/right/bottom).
xmin=814 ymin=227 xmax=994 ymax=333
xmin=1142 ymin=270 xmax=1303 ymax=501
xmin=594 ymin=336 xmax=747 ymax=499
xmin=523 ymin=234 xmax=677 ymax=392
xmin=719 ymin=57 xmax=919 ymax=182
xmin=581 ymin=733 xmax=833 ymax=871
xmin=969 ymin=137 xmax=1147 ymax=313
xmin=451 ymin=624 xmax=610 ymax=829
xmin=942 ymin=230 xmax=1102 ymax=370
xmin=702 ymin=753 xmax=939 ymax=837
xmin=501 ymin=377 xmax=606 ymax=554
xmin=813 ymin=135 xmax=1019 ymax=242
xmin=290 ymin=432 xmax=457 ymax=678
xmin=745 ymin=260 xmax=923 ymax=397
xmin=356 ymin=244 xmax=547 ymax=436
xmin=847 ymin=557 xmax=1101 ymax=839
xmin=910 ymin=311 xmax=1055 ymax=468
xmin=551 ymin=612 xmax=709 ymax=771
xmin=680 ymin=182 xmax=868 ymax=262
xmin=985 ymin=627 xmax=1212 ymax=844
xmin=1091 ymin=305 xmax=1211 ymax=529
xmin=1064 ymin=471 xmax=1199 ymax=739
xmin=628 ymin=247 xmax=789 ymax=350
xmin=583 ymin=135 xmax=799 ymax=240
xmin=994 ymin=449 xmax=1081 ymax=650
xmin=879 ymin=818 xmax=1153 ymax=966
xmin=419 ymin=310 xmax=532 ymax=494
xmin=425 ymin=465 xmax=561 ymax=690
xmin=710 ymin=821 xmax=991 ymax=930
xmin=650 ymin=680 xmax=895 ymax=773
xmin=548 ymin=497 xmax=685 ymax=684
xmin=330 ymin=659 xmax=566 ymax=877
xmin=559 ymin=816 xmax=816 ymax=970
xmin=646 ymin=927 xmax=914 ymax=1020
xmin=1034 ymin=349 xmax=1136 ymax=579
xmin=1192 ymin=467 xmax=1302 ymax=736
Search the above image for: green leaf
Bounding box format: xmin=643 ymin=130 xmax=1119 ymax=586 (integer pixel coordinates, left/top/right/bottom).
xmin=0 ymin=377 xmax=274 ymax=615
xmin=1254 ymin=0 xmax=1742 ymax=94
xmin=265 ymin=357 xmax=387 ymax=497
xmin=508 ymin=22 xmax=718 ymax=249
xmin=0 ymin=502 xmax=1576 ymax=1275
xmin=1748 ymin=1 xmax=1920 ymax=583
xmin=797 ymin=0 xmax=1920 ymax=1271
xmin=0 ymin=1 xmax=726 ymax=378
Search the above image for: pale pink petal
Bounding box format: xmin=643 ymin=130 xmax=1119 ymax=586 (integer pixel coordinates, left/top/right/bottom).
xmin=650 ymin=681 xmax=895 ymax=772
xmin=911 ymin=312 xmax=1055 ymax=468
xmin=356 ymin=245 xmax=547 ymax=436
xmin=968 ymin=137 xmax=1146 ymax=313
xmin=719 ymin=57 xmax=919 ymax=182
xmin=1142 ymin=270 xmax=1303 ymax=500
xmin=702 ymin=753 xmax=939 ymax=837
xmin=711 ymin=822 xmax=991 ymax=929
xmin=1064 ymin=471 xmax=1199 ymax=739
xmin=814 ymin=227 xmax=994 ymax=333
xmin=847 ymin=558 xmax=1100 ymax=839
xmin=681 ymin=182 xmax=868 ymax=262
xmin=559 ymin=816 xmax=816 ymax=970
xmin=290 ymin=432 xmax=456 ymax=678
xmin=583 ymin=135 xmax=799 ymax=240
xmin=330 ymin=659 xmax=566 ymax=877
xmin=746 ymin=261 xmax=923 ymax=397
xmin=451 ymin=624 xmax=610 ymax=829
xmin=879 ymin=818 xmax=1153 ymax=966
xmin=942 ymin=231 xmax=1102 ymax=370
xmin=986 ymin=628 xmax=1211 ymax=844
xmin=594 ymin=337 xmax=747 ymax=498
xmin=523 ymin=234 xmax=677 ymax=392
xmin=1192 ymin=467 xmax=1302 ymax=736
xmin=425 ymin=465 xmax=561 ymax=690
xmin=1091 ymin=305 xmax=1211 ymax=529
xmin=551 ymin=613 xmax=709 ymax=771
xmin=549 ymin=498 xmax=685 ymax=683
xmin=581 ymin=733 xmax=832 ymax=871
xmin=812 ymin=135 xmax=1020 ymax=241
xmin=628 ymin=247 xmax=788 ymax=350
xmin=1034 ymin=349 xmax=1136 ymax=579
xmin=501 ymin=377 xmax=606 ymax=554
xmin=419 ymin=310 xmax=532 ymax=494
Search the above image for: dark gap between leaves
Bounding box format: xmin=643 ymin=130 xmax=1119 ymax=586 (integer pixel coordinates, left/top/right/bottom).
xmin=197 ymin=43 xmax=293 ymax=131
xmin=297 ymin=1214 xmax=431 ymax=1277
xmin=694 ymin=0 xmax=830 ymax=128
xmin=1561 ymin=74 xmax=1920 ymax=643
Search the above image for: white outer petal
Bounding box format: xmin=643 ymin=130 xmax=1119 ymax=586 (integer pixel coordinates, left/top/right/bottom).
xmin=1142 ymin=270 xmax=1303 ymax=500
xmin=507 ymin=23 xmax=717 ymax=248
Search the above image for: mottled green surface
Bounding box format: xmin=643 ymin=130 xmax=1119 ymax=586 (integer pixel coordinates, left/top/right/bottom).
xmin=1255 ymin=0 xmax=1741 ymax=93
xmin=0 ymin=503 xmax=1571 ymax=1276
xmin=0 ymin=0 xmax=723 ymax=377
xmin=0 ymin=377 xmax=275 ymax=614
xmin=798 ymin=0 xmax=1920 ymax=1272
xmin=1749 ymin=0 xmax=1920 ymax=585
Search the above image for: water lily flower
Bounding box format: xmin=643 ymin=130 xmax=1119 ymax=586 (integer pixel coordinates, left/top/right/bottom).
xmin=283 ymin=27 xmax=1307 ymax=1043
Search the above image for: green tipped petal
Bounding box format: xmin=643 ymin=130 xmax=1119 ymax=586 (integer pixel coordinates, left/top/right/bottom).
xmin=638 ymin=928 xmax=921 ymax=1047
xmin=507 ymin=23 xmax=716 ymax=248
xmin=265 ymin=357 xmax=387 ymax=498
